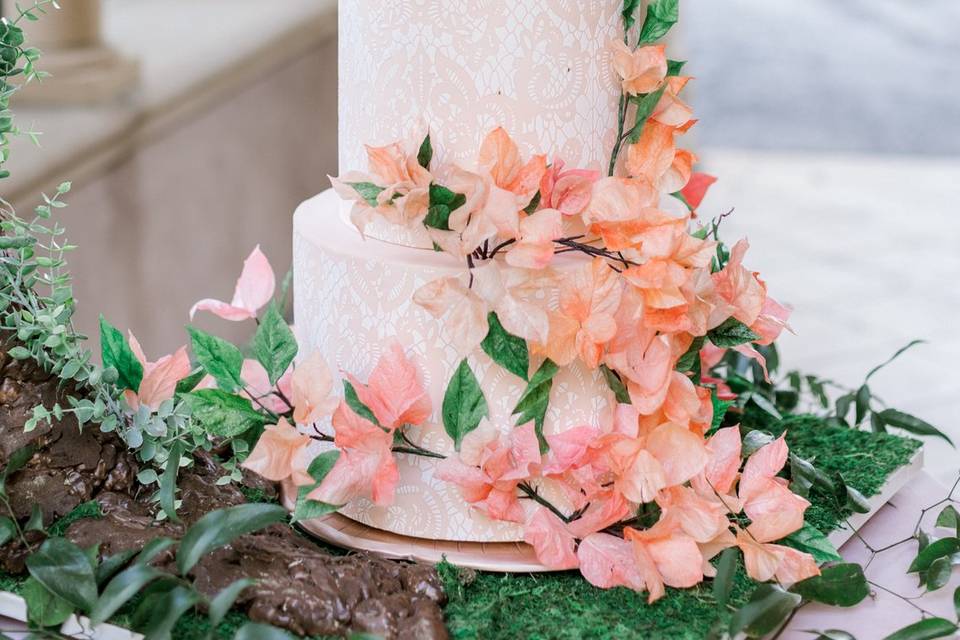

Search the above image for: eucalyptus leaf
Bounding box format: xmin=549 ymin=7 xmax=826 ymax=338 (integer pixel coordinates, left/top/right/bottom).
xmin=25 ymin=538 xmax=98 ymax=612
xmin=712 ymin=547 xmax=738 ymax=609
xmin=882 ymin=617 xmax=958 ymax=640
xmin=791 ymin=563 xmax=868 ymax=606
xmin=234 ymin=622 xmax=295 ymax=640
xmin=209 ymin=579 xmax=256 ymax=629
xmin=99 ymin=315 xmax=143 ymax=391
xmin=481 ymin=312 xmax=529 ymax=380
xmin=253 ymin=302 xmax=298 ymax=386
xmin=177 ymin=503 xmax=288 ymax=575
xmin=22 ymin=576 xmax=74 ymax=628
xmin=159 ymin=441 xmax=183 ymax=523
xmin=188 ymin=327 xmax=245 ymax=392
xmin=442 ymin=359 xmax=488 ymax=450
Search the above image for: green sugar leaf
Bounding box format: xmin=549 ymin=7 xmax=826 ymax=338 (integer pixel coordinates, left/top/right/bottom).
xmin=790 ymin=563 xmax=869 ymax=607
xmin=622 ymin=0 xmax=642 ymax=30
xmin=343 ymin=379 xmax=380 ymax=426
xmin=638 ymin=0 xmax=680 ymax=44
xmin=181 ymin=389 xmax=270 ymax=438
xmin=346 ymin=181 xmax=384 ymax=207
xmin=667 ymin=58 xmax=686 ymax=76
xmin=293 ymin=451 xmax=342 ymax=523
xmin=600 ymin=364 xmax=631 ymax=404
xmin=481 ymin=312 xmax=529 ymax=380
xmin=513 ymin=359 xmax=559 ymax=453
xmin=626 ymin=85 xmax=666 ymax=142
xmin=99 ymin=315 xmax=143 ymax=392
xmin=712 ymin=547 xmax=738 ymax=609
xmin=708 ymin=317 xmax=761 ymax=348
xmin=188 ymin=327 xmax=245 ymax=392
xmin=443 ymin=359 xmax=488 ymax=450
xmin=781 ymin=522 xmax=842 ymax=564
xmin=418 ymin=133 xmax=433 ymax=169
xmin=253 ymin=302 xmax=298 ymax=386
xmin=908 ymin=537 xmax=960 ymax=573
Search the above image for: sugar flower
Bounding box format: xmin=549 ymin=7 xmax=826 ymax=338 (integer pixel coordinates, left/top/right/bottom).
xmin=505 ymin=208 xmax=563 ymax=269
xmin=190 ymin=245 xmax=276 ymax=322
xmin=736 ymin=528 xmax=820 ymax=585
xmin=539 ymin=160 xmax=599 ymax=216
xmin=651 ymin=76 xmax=694 ymax=127
xmin=310 ymin=401 xmax=399 ymax=506
xmin=577 ymin=532 xmax=647 ymax=590
xmin=738 ymin=434 xmax=810 ymax=543
xmin=610 ymin=41 xmax=667 ymax=95
xmin=241 ymin=418 xmax=313 ymax=486
xmin=624 ymin=520 xmax=704 ymax=603
xmin=413 ymin=275 xmax=489 ymax=357
xmin=344 ymin=342 xmax=432 ymax=430
xmin=124 ymin=332 xmax=191 ymax=411
xmin=524 ymin=507 xmax=579 ymax=570
xmin=291 ymin=350 xmax=339 ymax=425
xmin=478 ymin=127 xmax=547 ymax=205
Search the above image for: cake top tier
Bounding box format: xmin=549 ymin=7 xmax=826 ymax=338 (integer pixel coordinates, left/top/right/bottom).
xmin=338 ymin=1 xmax=622 ymax=247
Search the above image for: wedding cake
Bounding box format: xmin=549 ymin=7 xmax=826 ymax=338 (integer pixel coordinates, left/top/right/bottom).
xmin=293 ymin=1 xmax=624 ymax=542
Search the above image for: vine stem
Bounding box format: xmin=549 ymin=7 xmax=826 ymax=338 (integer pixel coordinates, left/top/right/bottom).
xmin=608 ymin=91 xmax=629 ymax=176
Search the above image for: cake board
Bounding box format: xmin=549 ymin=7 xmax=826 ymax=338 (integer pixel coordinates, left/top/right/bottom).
xmin=283 ymin=446 xmax=924 ymax=573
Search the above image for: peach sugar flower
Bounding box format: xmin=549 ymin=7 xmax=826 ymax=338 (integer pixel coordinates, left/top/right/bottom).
xmin=241 ymin=418 xmax=313 ymax=486
xmin=190 ymin=245 xmax=275 ymax=322
xmin=539 ymin=160 xmax=600 ymax=217
xmin=610 ymin=40 xmax=667 ymax=95
xmin=344 ymin=341 xmax=432 ymax=430
xmin=123 ymin=332 xmax=191 ymax=411
xmin=290 ymin=350 xmax=339 ymax=425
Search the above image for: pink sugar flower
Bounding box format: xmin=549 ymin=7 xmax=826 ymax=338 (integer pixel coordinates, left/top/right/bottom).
xmin=190 ymin=245 xmax=275 ymax=322
xmin=656 ymin=485 xmax=729 ymax=543
xmin=626 ymin=120 xmax=677 ymax=189
xmin=538 ymin=257 xmax=622 ymax=368
xmin=738 ymin=434 xmax=810 ymax=543
xmin=652 ymin=76 xmax=694 ymax=127
xmin=471 ymin=261 xmax=555 ymax=345
xmin=241 ymin=418 xmax=314 ymax=486
xmin=583 ymin=177 xmax=659 ymax=229
xmin=344 ymin=342 xmax=432 ymax=430
xmin=625 ymin=520 xmax=705 ymax=603
xmin=610 ymin=41 xmax=667 ymax=95
xmin=736 ymin=528 xmax=820 ymax=585
xmin=478 ymin=127 xmax=547 ymax=204
xmin=505 ymin=208 xmax=563 ymax=269
xmin=680 ymin=172 xmax=718 ymax=213
xmin=539 ymin=160 xmax=599 ymax=216
xmin=711 ymin=239 xmax=766 ymax=327
xmin=290 ymin=350 xmax=339 ymax=425
xmin=524 ymin=507 xmax=579 ymax=570
xmin=436 ymin=420 xmax=542 ymax=523
xmin=413 ymin=275 xmax=489 ymax=357
xmin=124 ymin=332 xmax=192 ymax=411
xmin=604 ymin=331 xmax=674 ymax=414
xmin=577 ymin=532 xmax=647 ymax=590
xmin=310 ymin=401 xmax=399 ymax=506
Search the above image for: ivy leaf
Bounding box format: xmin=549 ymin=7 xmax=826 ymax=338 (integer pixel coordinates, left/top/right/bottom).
xmin=512 ymin=359 xmax=559 ymax=453
xmin=926 ymin=556 xmax=952 ymax=592
xmin=22 ymin=576 xmax=75 ymax=628
xmin=875 ymin=409 xmax=953 ymax=446
xmin=417 ymin=133 xmax=433 ymax=169
xmin=253 ymin=302 xmax=298 ymax=386
xmin=729 ymin=583 xmax=801 ymax=637
xmin=781 ymin=522 xmax=842 ymax=564
xmin=343 ymin=380 xmax=380 ymax=426
xmin=638 ymin=0 xmax=679 ymax=44
xmin=882 ymin=618 xmax=958 ymax=640
xmin=176 ymin=503 xmax=288 ymax=575
xmin=442 ymin=360 xmax=488 ymax=450
xmin=936 ymin=505 xmax=960 ymax=536
xmin=345 ymin=182 xmax=384 ymax=207
xmin=133 ymin=585 xmax=200 ymax=640
xmin=99 ymin=315 xmax=143 ymax=391
xmin=908 ymin=537 xmax=960 ymax=573
xmin=159 ymin=441 xmax=183 ymax=523
xmin=790 ymin=563 xmax=869 ymax=607
xmin=626 ymin=85 xmax=667 ymax=143
xmin=708 ymin=318 xmax=761 ymax=349
xmin=234 ymin=622 xmax=295 ymax=640
xmin=601 ymin=364 xmax=631 ymax=404
xmin=481 ymin=312 xmax=529 ymax=380
xmin=712 ymin=547 xmax=738 ymax=609
xmin=181 ymin=389 xmax=270 ymax=438
xmin=25 ymin=538 xmax=98 ymax=612
xmin=292 ymin=451 xmax=341 ymax=523
xmin=188 ymin=327 xmax=245 ymax=392
xmin=622 ymin=0 xmax=642 ymax=30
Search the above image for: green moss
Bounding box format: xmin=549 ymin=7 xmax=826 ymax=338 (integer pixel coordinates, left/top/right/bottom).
xmin=238 ymin=485 xmax=278 ymax=505
xmin=47 ymin=500 xmax=102 ymax=538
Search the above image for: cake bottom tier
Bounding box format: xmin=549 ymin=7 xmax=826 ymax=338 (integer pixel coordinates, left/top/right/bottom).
xmin=293 ymin=189 xmax=614 ymax=542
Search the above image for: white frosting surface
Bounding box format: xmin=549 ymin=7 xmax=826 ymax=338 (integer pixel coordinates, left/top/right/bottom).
xmin=293 ymin=189 xmax=614 ymax=542
xmin=338 ymin=0 xmax=622 ymax=247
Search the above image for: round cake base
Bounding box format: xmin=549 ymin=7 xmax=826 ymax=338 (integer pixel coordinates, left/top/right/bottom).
xmin=280 ymin=484 xmax=557 ymax=573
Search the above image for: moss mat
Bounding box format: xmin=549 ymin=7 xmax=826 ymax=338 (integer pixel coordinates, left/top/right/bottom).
xmin=0 ymin=415 xmax=920 ymax=639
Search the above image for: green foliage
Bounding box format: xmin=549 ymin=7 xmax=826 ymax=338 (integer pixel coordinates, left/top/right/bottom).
xmin=883 ymin=618 xmax=958 ymax=640
xmin=22 ymin=576 xmax=74 ymax=627
xmin=729 ymin=583 xmax=801 ymax=638
xmin=25 ymin=538 xmax=98 ymax=611
xmin=100 ymin=316 xmax=144 ymax=391
xmin=252 ymin=302 xmax=297 ymax=386
xmin=417 ymin=133 xmax=433 ymax=169
xmin=443 ymin=359 xmax=488 ymax=450
xmin=424 ymin=183 xmax=466 ymax=231
xmin=292 ymin=451 xmax=341 ymax=522
xmin=343 ymin=379 xmax=380 ymax=425
xmin=481 ymin=312 xmax=529 ymax=380
xmin=600 ymin=364 xmax=631 ymax=404
xmin=160 ymin=441 xmax=184 ymax=523
xmin=708 ymin=317 xmax=761 ymax=348
xmin=345 ymin=181 xmax=384 ymax=207
xmin=181 ymin=389 xmax=270 ymax=438
xmin=712 ymin=548 xmax=738 ymax=610
xmin=512 ymin=359 xmax=559 ymax=453
xmin=667 ymin=59 xmax=686 ymax=76
xmin=176 ymin=503 xmax=288 ymax=575
xmin=188 ymin=327 xmax=245 ymax=392
xmin=638 ymin=0 xmax=679 ymax=44
xmin=626 ymin=85 xmax=666 ymax=141
xmin=621 ymin=0 xmax=642 ymax=30
xmin=781 ymin=522 xmax=842 ymax=564
xmin=791 ymin=563 xmax=869 ymax=607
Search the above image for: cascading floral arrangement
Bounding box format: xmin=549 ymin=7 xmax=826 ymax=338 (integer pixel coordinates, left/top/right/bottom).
xmin=218 ymin=0 xmax=823 ymax=602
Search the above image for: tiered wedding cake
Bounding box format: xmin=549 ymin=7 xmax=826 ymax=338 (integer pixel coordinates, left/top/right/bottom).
xmin=293 ymin=1 xmax=623 ymax=542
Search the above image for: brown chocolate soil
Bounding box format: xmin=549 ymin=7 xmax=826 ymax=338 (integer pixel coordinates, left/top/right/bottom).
xmin=0 ymin=338 xmax=448 ymax=639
